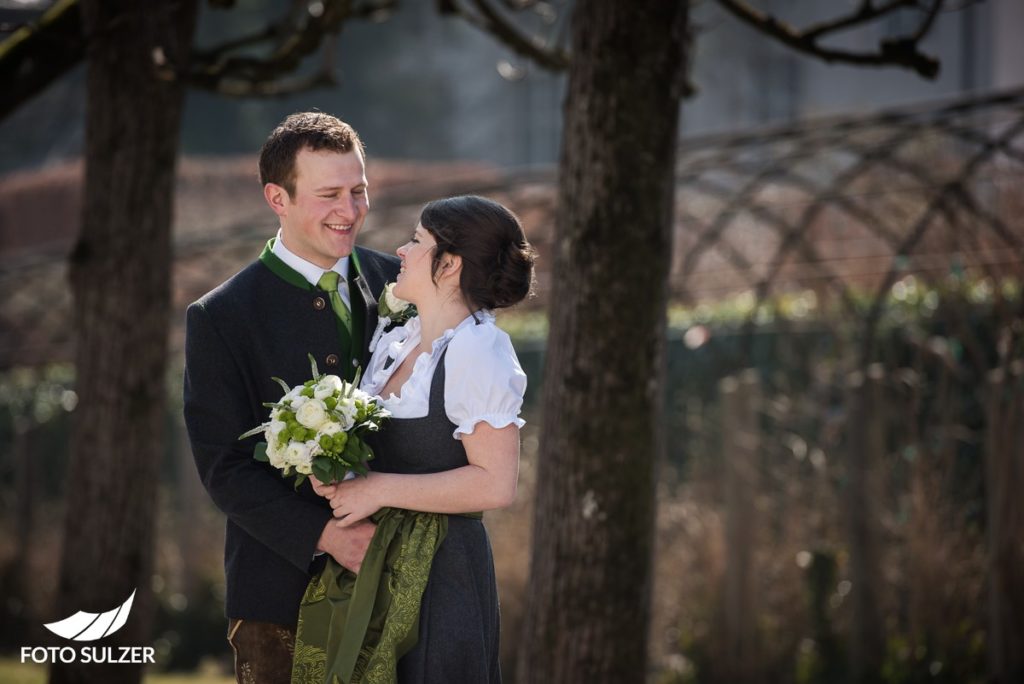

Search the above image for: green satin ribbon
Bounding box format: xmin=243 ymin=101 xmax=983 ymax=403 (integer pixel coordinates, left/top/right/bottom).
xmin=292 ymin=508 xmax=482 ymax=684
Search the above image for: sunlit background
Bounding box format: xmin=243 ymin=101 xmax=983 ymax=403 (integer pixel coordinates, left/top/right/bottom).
xmin=1 ymin=1 xmax=1023 ymax=682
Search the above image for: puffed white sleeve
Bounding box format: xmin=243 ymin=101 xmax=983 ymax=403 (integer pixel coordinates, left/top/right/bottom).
xmin=444 ymin=321 xmax=527 ymax=439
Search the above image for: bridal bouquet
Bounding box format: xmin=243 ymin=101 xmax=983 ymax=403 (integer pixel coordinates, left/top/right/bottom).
xmin=239 ymin=354 xmax=389 ymax=487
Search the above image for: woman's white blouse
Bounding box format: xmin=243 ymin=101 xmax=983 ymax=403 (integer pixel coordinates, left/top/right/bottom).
xmin=360 ymin=312 xmax=527 ymax=439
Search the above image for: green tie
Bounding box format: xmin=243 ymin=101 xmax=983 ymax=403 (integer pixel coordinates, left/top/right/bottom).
xmin=317 ymin=270 xmax=352 ymax=336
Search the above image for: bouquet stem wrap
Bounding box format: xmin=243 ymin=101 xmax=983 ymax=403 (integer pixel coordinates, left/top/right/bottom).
xmin=292 ymin=508 xmax=480 ymax=684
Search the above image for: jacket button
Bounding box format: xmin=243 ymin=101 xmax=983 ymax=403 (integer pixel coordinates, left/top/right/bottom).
xmin=313 ymin=297 xmax=326 ymax=310
xmin=325 ymin=354 xmax=339 ymax=367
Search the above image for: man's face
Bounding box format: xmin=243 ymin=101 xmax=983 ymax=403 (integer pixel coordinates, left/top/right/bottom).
xmin=269 ymin=147 xmax=369 ymax=269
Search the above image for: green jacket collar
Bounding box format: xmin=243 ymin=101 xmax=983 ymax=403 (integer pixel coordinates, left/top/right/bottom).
xmin=259 ymin=238 xmax=364 ymax=291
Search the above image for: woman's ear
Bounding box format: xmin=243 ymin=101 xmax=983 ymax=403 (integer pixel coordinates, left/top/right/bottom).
xmin=441 ymin=254 xmax=463 ymax=280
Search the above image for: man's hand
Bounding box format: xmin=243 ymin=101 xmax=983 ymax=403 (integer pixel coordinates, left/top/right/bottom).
xmin=316 ymin=519 xmax=375 ymax=573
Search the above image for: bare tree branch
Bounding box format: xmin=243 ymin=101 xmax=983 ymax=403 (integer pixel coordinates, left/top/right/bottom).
xmin=447 ymin=0 xmax=569 ymax=71
xmin=714 ymin=0 xmax=942 ymax=79
xmin=0 ymin=0 xmax=85 ymax=122
xmin=0 ymin=0 xmax=396 ymax=119
xmin=803 ymin=0 xmax=917 ymax=41
xmin=187 ymin=0 xmax=395 ymax=96
xmin=0 ymin=0 xmax=568 ymax=120
xmin=910 ymin=0 xmax=943 ymax=41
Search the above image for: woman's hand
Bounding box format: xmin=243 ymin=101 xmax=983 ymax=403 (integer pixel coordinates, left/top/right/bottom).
xmin=329 ymin=472 xmax=385 ymax=527
xmin=309 ymin=475 xmax=337 ymax=499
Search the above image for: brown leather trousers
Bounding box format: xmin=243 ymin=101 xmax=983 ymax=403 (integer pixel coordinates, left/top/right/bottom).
xmin=227 ymin=618 xmax=296 ymax=684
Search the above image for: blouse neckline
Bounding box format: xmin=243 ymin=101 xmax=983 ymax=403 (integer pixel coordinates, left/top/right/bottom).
xmin=370 ymin=311 xmax=493 ymax=402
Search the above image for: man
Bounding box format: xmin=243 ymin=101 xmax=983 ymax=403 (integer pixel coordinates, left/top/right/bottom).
xmin=183 ymin=112 xmax=400 ymax=683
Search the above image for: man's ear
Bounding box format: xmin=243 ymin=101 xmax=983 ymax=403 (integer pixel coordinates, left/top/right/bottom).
xmin=263 ymin=183 xmax=289 ymax=217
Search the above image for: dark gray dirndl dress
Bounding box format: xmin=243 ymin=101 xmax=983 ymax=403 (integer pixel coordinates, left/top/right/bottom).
xmin=365 ymin=350 xmax=502 ymax=684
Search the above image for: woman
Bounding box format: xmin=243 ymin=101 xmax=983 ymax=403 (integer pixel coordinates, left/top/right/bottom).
xmin=297 ymin=195 xmax=535 ymax=683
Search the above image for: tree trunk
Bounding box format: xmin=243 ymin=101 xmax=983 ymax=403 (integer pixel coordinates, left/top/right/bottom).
xmin=844 ymin=364 xmax=885 ymax=684
xmin=720 ymin=370 xmax=761 ymax=682
xmin=985 ymin=366 xmax=1024 ymax=684
xmin=50 ymin=2 xmax=197 ymax=682
xmin=517 ymin=2 xmax=688 ymax=681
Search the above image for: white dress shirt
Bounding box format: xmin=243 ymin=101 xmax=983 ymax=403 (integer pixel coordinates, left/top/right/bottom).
xmin=272 ymin=230 xmax=351 ymax=308
xmin=361 ymin=312 xmax=527 ymax=439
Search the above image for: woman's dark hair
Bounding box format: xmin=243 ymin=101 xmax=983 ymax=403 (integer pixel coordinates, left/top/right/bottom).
xmin=419 ymin=195 xmax=536 ymax=311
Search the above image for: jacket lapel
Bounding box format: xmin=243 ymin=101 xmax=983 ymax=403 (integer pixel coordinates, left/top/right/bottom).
xmin=351 ymin=247 xmax=394 ymax=366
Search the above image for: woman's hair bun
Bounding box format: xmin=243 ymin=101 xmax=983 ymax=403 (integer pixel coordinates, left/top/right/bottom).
xmin=420 ymin=195 xmax=536 ymax=311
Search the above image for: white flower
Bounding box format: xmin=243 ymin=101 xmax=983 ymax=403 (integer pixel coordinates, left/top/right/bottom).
xmin=296 ymin=400 xmax=329 ymax=430
xmin=290 ymin=394 xmax=309 ymax=409
xmin=334 ymin=399 xmax=357 ymax=430
xmin=314 ymin=375 xmax=344 ymax=400
xmin=295 ymin=440 xmax=323 ymax=475
xmin=318 ymin=421 xmax=342 ymax=437
xmin=383 ymin=283 xmax=410 ymax=315
xmin=284 ymin=441 xmax=312 ymax=467
xmin=269 ymin=420 xmax=287 ymax=437
xmin=266 ymin=439 xmax=287 ymax=469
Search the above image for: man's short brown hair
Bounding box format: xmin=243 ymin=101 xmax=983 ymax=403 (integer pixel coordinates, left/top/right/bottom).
xmin=258 ymin=112 xmax=365 ymax=196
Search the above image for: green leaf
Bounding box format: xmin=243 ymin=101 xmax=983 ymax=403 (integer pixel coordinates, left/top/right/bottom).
xmin=308 ymin=353 xmax=321 ymax=381
xmin=312 ymin=459 xmax=333 ymax=484
xmin=352 ymin=436 xmax=370 ymax=459
xmin=238 ymin=424 xmax=267 ymax=441
xmin=271 ymin=376 xmax=292 ymax=395
xmin=332 ymin=462 xmax=347 ymax=483
xmin=294 ymin=473 xmax=307 ymax=490
xmin=253 ymin=442 xmax=269 ymax=462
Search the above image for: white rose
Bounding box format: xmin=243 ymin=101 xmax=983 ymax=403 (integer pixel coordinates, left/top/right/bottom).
xmin=318 ymin=421 xmax=342 ymax=437
xmin=334 ymin=400 xmax=356 ymax=430
xmin=284 ymin=441 xmax=312 ymax=467
xmin=295 ymin=440 xmax=323 ymax=475
xmin=266 ymin=439 xmax=287 ymax=469
xmin=314 ymin=375 xmax=344 ymax=400
xmin=289 ymin=394 xmax=308 ymax=409
xmin=296 ymin=400 xmax=328 ymax=430
xmin=269 ymin=420 xmax=287 ymax=437
xmin=383 ymin=283 xmax=410 ymax=314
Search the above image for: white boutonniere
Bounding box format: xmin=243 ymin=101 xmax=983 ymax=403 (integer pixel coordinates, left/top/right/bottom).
xmin=369 ymin=283 xmax=417 ymax=352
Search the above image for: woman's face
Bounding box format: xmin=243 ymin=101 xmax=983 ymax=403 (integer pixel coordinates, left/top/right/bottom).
xmin=394 ymin=222 xmax=438 ymax=304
